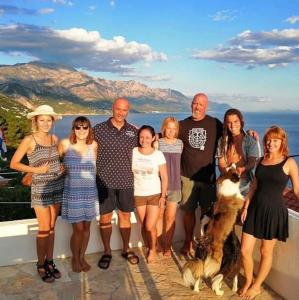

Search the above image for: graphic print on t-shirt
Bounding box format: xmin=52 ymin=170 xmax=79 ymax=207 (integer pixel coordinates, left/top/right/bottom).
xmin=188 ymin=128 xmax=207 ymax=150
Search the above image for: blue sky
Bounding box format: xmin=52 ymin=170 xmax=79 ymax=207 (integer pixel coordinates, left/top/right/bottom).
xmin=0 ymin=0 xmax=299 ymax=111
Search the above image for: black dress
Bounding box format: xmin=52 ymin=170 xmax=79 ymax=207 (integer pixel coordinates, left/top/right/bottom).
xmin=243 ymin=158 xmax=289 ymax=242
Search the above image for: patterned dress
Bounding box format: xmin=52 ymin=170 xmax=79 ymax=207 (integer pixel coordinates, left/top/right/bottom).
xmin=28 ymin=137 xmax=64 ymax=207
xmin=61 ymin=144 xmax=98 ymax=223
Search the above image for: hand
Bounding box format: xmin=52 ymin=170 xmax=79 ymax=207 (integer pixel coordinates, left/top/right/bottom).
xmin=159 ymin=196 xmax=166 ymax=207
xmin=35 ymin=162 xmax=50 ymax=174
xmin=247 ymin=129 xmax=259 ymax=141
xmin=60 ymin=163 xmax=65 ymax=174
xmin=240 ymin=208 xmax=247 ymax=224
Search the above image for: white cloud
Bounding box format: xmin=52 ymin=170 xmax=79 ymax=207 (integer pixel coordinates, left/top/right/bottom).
xmin=0 ymin=23 xmax=167 ymax=73
xmin=52 ymin=0 xmax=73 ymax=5
xmin=285 ymin=16 xmax=299 ymax=24
xmin=210 ymin=9 xmax=237 ymax=22
xmin=39 ymin=8 xmax=55 ymax=15
xmin=209 ymin=93 xmax=272 ymax=105
xmin=192 ymin=29 xmax=299 ymax=68
xmin=121 ymin=72 xmax=171 ymax=82
xmin=89 ymin=5 xmax=96 ymax=11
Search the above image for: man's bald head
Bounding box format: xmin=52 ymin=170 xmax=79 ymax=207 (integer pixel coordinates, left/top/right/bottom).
xmin=191 ymin=93 xmax=208 ymax=121
xmin=112 ymin=97 xmax=130 ymax=128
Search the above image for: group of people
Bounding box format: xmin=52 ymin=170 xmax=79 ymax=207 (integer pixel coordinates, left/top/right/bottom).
xmin=10 ymin=93 xmax=298 ymax=300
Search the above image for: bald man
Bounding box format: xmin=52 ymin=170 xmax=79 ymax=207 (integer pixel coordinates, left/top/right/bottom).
xmin=178 ymin=93 xmax=223 ymax=255
xmin=93 ymin=97 xmax=139 ymax=269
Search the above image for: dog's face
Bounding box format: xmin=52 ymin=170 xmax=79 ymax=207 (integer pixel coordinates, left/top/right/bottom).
xmin=216 ymin=169 xmax=241 ymax=197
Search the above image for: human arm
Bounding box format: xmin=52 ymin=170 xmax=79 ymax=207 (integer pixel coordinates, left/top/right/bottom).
xmin=92 ymin=140 xmax=98 ymax=158
xmin=10 ymin=136 xmax=50 ymax=174
xmin=240 ymin=177 xmax=258 ymax=223
xmin=287 ymin=158 xmax=299 ymax=199
xmin=159 ymin=163 xmax=168 ymax=207
xmin=218 ymin=156 xmax=228 ymax=174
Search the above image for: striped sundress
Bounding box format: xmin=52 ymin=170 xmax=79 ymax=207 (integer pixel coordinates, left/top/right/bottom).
xmin=61 ymin=144 xmax=98 ymax=223
xmin=28 ymin=136 xmax=64 ymax=207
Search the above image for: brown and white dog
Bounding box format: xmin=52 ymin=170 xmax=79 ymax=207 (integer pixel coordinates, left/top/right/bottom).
xmin=183 ymin=167 xmax=244 ymax=296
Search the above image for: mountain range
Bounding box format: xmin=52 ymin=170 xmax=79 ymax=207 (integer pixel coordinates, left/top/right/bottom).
xmin=0 ymin=62 xmax=229 ymax=114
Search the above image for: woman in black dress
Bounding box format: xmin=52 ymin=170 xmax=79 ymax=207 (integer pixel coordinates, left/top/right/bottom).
xmin=239 ymin=126 xmax=299 ymax=300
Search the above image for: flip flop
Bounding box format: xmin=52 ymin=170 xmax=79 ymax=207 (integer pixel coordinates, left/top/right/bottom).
xmin=121 ymin=251 xmax=139 ymax=265
xmin=97 ymin=254 xmax=112 ymax=269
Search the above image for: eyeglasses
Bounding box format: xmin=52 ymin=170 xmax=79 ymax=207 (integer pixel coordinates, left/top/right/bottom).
xmin=74 ymin=125 xmax=89 ymax=130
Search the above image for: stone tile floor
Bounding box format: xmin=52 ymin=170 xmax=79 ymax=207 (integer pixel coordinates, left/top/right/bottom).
xmin=0 ymin=245 xmax=283 ymax=300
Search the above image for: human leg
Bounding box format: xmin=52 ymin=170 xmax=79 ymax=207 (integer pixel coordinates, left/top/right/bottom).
xmin=242 ymin=239 xmax=277 ymax=300
xmin=118 ymin=210 xmax=131 ymax=254
xmin=99 ymin=212 xmax=113 ymax=255
xmin=156 ymin=205 xmax=165 ymax=252
xmin=164 ymin=201 xmax=177 ymax=256
xmin=71 ymin=222 xmax=84 ymax=272
xmin=180 ymin=176 xmax=198 ymax=254
xmin=34 ymin=206 xmax=54 ymax=282
xmin=239 ymin=232 xmax=257 ymax=296
xmin=135 ymin=205 xmax=148 ymax=248
xmin=34 ymin=206 xmax=51 ymax=265
xmin=46 ymin=203 xmax=60 ymax=260
xmin=80 ymin=221 xmax=92 ymax=271
xmin=145 ymin=204 xmax=160 ymax=263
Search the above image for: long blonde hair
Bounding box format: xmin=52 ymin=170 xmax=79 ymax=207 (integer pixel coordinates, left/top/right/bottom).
xmin=160 ymin=117 xmax=179 ymax=138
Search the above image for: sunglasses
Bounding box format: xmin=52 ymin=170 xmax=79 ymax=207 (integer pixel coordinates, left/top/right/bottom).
xmin=74 ymin=125 xmax=89 ymax=130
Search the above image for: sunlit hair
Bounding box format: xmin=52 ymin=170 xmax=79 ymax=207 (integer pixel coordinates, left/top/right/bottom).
xmin=263 ymin=126 xmax=289 ymax=158
xmin=31 ymin=115 xmax=54 ymax=133
xmin=137 ymin=125 xmax=156 ymax=148
xmin=220 ymin=108 xmax=245 ymax=157
xmin=161 ymin=117 xmax=179 ymax=138
xmin=70 ymin=116 xmax=93 ymax=145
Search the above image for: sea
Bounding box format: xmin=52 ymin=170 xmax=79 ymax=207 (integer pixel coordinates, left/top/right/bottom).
xmin=54 ymin=111 xmax=299 ymax=164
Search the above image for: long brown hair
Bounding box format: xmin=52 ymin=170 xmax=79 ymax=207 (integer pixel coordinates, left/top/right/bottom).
xmin=220 ymin=108 xmax=245 ymax=158
xmin=263 ymin=126 xmax=289 ymax=158
xmin=70 ymin=116 xmax=93 ymax=145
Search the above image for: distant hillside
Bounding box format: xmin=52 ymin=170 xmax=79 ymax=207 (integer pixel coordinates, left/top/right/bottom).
xmin=0 ymin=62 xmax=230 ymax=113
xmin=0 ymin=93 xmax=30 ymax=148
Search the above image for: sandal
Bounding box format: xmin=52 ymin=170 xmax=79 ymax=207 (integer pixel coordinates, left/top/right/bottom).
xmin=45 ymin=259 xmax=61 ymax=279
xmin=121 ymin=251 xmax=139 ymax=265
xmin=37 ymin=263 xmax=55 ymax=283
xmin=98 ymin=254 xmax=112 ymax=269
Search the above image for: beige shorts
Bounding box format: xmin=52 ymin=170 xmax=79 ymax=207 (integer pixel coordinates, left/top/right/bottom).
xmin=134 ymin=193 xmax=160 ymax=206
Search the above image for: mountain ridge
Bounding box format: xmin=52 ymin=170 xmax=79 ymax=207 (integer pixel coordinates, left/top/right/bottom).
xmin=0 ymin=62 xmax=230 ymax=113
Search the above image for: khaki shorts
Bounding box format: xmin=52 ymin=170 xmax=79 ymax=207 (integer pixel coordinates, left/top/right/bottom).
xmin=134 ymin=193 xmax=160 ymax=206
xmin=167 ymin=190 xmax=181 ymax=203
xmin=180 ymin=176 xmax=216 ymax=212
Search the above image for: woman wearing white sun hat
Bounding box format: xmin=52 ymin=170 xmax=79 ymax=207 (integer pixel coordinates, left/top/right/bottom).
xmin=10 ymin=105 xmax=64 ymax=283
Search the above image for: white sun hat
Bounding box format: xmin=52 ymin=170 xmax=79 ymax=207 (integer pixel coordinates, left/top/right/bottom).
xmin=27 ymin=105 xmax=62 ymax=120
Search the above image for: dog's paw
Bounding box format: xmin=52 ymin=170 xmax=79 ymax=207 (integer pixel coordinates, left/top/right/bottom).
xmin=214 ymin=289 xmax=224 ymax=296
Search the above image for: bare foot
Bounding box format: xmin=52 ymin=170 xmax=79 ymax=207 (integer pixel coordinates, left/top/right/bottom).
xmin=80 ymin=257 xmax=91 ymax=272
xmin=163 ymin=249 xmax=172 ymax=257
xmin=241 ymin=286 xmax=262 ymax=300
xmin=238 ymin=281 xmax=252 ymax=297
xmin=147 ymin=250 xmax=157 ymax=264
xmin=72 ymin=258 xmax=81 ymax=273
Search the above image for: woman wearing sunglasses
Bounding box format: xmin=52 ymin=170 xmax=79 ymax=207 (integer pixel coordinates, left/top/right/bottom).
xmin=58 ymin=116 xmax=98 ymax=272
